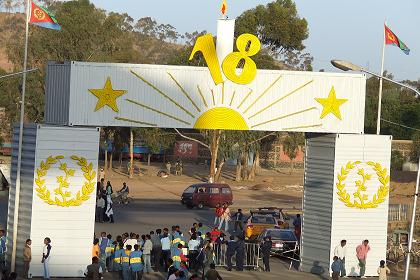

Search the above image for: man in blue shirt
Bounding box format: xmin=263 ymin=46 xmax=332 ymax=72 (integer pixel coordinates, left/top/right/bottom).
xmin=0 ymin=230 xmax=6 ymax=273
xmin=331 ymin=256 xmax=341 ymax=280
xmin=130 ymin=245 xmax=143 ymax=280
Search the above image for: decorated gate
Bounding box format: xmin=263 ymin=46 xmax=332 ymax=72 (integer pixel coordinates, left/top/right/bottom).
xmin=6 ymin=17 xmax=391 ymax=278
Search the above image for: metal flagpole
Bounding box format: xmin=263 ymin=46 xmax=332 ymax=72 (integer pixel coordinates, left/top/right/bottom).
xmin=10 ymin=0 xmax=31 ymax=271
xmin=376 ymin=22 xmax=386 ymax=135
xmin=404 ymin=156 xmax=420 ymax=280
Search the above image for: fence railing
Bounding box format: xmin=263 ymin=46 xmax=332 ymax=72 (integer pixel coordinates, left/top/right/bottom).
xmin=213 ymin=243 xmax=260 ymax=270
xmin=389 ymin=204 xmax=411 ymax=222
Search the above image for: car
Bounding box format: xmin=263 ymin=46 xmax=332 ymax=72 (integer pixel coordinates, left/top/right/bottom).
xmin=257 ymin=228 xmax=299 ymax=256
xmin=245 ymin=214 xmax=278 ymax=239
xmin=251 ymin=208 xmax=291 ymax=229
xmin=181 ymin=183 xmax=233 ymax=209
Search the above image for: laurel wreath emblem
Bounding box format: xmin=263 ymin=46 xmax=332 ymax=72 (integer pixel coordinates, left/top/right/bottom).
xmin=35 ymin=155 xmax=96 ymax=207
xmin=336 ymin=161 xmax=390 ymax=209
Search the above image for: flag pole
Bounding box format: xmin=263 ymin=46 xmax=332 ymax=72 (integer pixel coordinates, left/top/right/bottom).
xmin=10 ymin=0 xmax=31 ymax=272
xmin=376 ymin=22 xmax=386 ymax=135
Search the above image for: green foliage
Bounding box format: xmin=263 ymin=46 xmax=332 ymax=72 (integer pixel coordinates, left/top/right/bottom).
xmin=234 ymin=0 xmax=311 ymax=70
xmin=364 ymin=75 xmax=420 ymax=139
xmin=235 ymin=0 xmax=308 ymax=52
xmin=391 ymin=150 xmax=404 ymax=171
xmin=134 ymin=128 xmax=175 ymax=154
xmin=282 ymin=132 xmax=304 ymax=161
xmin=411 ymin=132 xmax=420 ymax=162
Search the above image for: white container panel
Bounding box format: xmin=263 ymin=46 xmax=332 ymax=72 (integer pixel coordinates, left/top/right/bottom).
xmin=45 ymin=61 xmax=366 ymax=133
xmin=29 ymin=126 xmax=100 ymax=278
xmin=330 ymin=134 xmax=391 ymax=277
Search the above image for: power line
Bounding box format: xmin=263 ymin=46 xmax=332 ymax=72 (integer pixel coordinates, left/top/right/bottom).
xmin=381 ymin=118 xmax=420 ymax=132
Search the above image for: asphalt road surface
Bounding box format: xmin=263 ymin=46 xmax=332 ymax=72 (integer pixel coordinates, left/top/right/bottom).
xmin=0 ymin=194 xmax=404 ymax=279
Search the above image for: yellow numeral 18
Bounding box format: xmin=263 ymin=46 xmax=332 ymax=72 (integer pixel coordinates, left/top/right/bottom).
xmin=189 ymin=34 xmax=224 ymax=85
xmin=189 ymin=33 xmax=261 ymax=85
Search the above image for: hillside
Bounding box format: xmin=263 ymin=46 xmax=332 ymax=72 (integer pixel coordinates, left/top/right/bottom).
xmin=0 ymin=12 xmax=23 ymax=71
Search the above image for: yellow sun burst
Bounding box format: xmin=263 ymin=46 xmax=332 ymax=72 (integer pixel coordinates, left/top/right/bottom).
xmin=194 ymin=107 xmax=248 ymax=130
xmin=113 ymin=70 xmax=325 ymax=131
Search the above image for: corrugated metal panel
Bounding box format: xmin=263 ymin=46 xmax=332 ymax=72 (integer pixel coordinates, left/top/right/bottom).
xmin=45 ymin=61 xmax=366 ymax=133
xmin=6 ymin=124 xmax=38 ymax=274
xmin=44 ymin=61 xmax=71 ymax=125
xmin=330 ymin=134 xmax=391 ymax=277
xmin=301 ymin=134 xmax=336 ymax=276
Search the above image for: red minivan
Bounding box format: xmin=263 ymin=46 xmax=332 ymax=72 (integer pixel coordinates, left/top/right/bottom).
xmin=181 ymin=183 xmax=233 ymax=209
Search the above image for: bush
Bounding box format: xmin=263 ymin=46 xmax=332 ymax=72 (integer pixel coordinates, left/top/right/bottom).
xmin=391 ymin=150 xmax=404 ymax=171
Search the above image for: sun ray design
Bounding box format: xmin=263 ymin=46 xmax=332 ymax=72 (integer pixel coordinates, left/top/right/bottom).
xmin=251 ymin=107 xmax=317 ymax=128
xmin=222 ymin=82 xmax=225 ymax=104
xmin=243 ymin=75 xmax=282 ymax=114
xmin=210 ymin=89 xmax=216 ymax=106
xmin=282 ymin=123 xmax=323 ymax=130
xmin=197 ymin=85 xmax=208 ymax=108
xmin=126 ymin=99 xmax=191 ymax=125
xmin=248 ymin=79 xmax=314 ymax=119
xmin=229 ymin=91 xmax=236 ymax=107
xmin=130 ymin=70 xmax=195 ymax=118
xmin=167 ymin=72 xmax=201 ymax=113
xmin=114 ymin=117 xmax=157 ymax=127
xmin=237 ymin=89 xmax=253 ymax=109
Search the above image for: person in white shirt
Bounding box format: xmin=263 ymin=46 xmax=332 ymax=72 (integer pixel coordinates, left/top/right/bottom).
xmin=161 ymin=231 xmax=171 ymax=271
xmin=188 ymin=234 xmax=201 ymax=272
xmin=125 ymin=233 xmax=138 ymax=251
xmin=42 ymin=237 xmax=52 ymax=280
xmin=333 ymin=239 xmax=347 ymax=277
xmin=143 ymin=235 xmax=153 ymax=273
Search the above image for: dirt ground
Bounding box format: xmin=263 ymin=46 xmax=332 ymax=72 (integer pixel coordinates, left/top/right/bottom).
xmin=101 ymin=160 xmax=419 ymax=211
xmin=101 ymin=160 xmax=304 ymax=211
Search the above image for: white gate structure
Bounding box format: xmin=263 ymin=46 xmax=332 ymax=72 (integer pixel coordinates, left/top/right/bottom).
xmin=5 ymin=20 xmax=391 ymax=278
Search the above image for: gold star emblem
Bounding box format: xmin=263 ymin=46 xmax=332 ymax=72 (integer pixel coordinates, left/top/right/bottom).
xmin=315 ymin=86 xmax=348 ymax=120
xmin=88 ymin=77 xmax=127 ymax=112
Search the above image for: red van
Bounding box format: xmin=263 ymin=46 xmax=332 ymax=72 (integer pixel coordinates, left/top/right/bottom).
xmin=181 ymin=183 xmax=233 ymax=209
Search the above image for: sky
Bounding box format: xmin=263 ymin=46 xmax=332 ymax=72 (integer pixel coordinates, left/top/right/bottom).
xmin=89 ymin=0 xmax=420 ymax=81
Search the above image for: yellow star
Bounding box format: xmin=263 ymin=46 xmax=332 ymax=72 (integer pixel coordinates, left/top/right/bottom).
xmin=88 ymin=77 xmax=127 ymax=113
xmin=315 ymin=86 xmax=348 ymax=120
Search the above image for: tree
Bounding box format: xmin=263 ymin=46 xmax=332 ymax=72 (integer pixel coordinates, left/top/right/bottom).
xmin=235 ymin=0 xmax=311 ymax=69
xmin=411 ymin=132 xmax=420 ymax=163
xmin=282 ymin=132 xmax=304 ymax=174
xmin=134 ymin=128 xmax=175 ymax=166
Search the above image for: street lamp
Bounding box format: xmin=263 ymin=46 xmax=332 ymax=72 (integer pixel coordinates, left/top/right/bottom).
xmin=332 ymin=59 xmax=420 ymax=280
xmin=331 ymin=60 xmax=420 ymax=97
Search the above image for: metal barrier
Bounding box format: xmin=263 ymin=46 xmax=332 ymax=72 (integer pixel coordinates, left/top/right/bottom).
xmin=213 ymin=242 xmax=260 ymax=270
xmin=388 ymin=204 xmax=410 ymax=221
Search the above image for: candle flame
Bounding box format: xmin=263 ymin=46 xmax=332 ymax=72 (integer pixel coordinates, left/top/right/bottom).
xmin=221 ymin=0 xmax=227 ymax=16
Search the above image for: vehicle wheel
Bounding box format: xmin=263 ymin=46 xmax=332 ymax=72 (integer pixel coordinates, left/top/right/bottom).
xmin=197 ymin=202 xmax=204 ymax=209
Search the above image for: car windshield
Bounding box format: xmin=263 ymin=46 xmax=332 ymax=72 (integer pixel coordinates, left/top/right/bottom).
xmin=266 ymin=230 xmax=296 ymax=241
xmin=251 ymin=216 xmax=276 ymax=224
xmin=184 ymin=186 xmax=196 ymax=193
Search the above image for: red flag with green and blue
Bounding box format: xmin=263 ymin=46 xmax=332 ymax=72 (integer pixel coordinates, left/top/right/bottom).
xmin=384 ymin=24 xmax=409 ymax=55
xmin=29 ymin=1 xmax=61 ymax=30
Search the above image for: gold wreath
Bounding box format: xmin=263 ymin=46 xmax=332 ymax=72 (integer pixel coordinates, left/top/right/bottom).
xmin=35 ymin=155 xmax=96 ymax=207
xmin=336 ymin=161 xmax=390 ymax=209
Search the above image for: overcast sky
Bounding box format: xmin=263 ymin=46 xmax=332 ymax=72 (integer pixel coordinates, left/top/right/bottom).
xmin=89 ymin=0 xmax=419 ymax=81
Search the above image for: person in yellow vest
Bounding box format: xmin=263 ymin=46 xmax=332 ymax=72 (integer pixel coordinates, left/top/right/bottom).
xmin=121 ymin=245 xmax=132 ymax=280
xmin=130 ymin=244 xmax=143 ymax=280
xmin=105 ymin=235 xmax=115 ymax=272
xmin=114 ymin=242 xmax=124 ymax=279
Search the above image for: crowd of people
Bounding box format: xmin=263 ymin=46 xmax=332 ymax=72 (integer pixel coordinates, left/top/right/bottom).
xmin=330 ymin=239 xmax=391 ymax=280
xmin=88 ymin=220 xmax=271 ymax=280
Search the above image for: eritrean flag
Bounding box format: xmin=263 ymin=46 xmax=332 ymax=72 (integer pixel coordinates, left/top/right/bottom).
xmin=29 ymin=1 xmax=61 ymax=30
xmin=384 ymin=24 xmax=409 ymax=55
